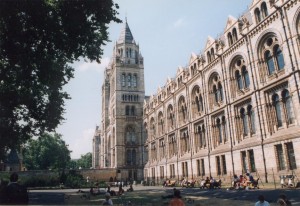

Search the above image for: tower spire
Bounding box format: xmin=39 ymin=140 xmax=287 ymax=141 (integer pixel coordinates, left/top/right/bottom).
xmin=118 ymin=17 xmax=134 ymax=44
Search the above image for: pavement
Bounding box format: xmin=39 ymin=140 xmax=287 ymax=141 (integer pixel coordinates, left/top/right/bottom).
xmin=27 ymin=184 xmax=300 ymax=206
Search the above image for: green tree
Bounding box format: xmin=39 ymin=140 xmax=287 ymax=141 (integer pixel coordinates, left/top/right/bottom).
xmin=68 ymin=152 xmax=92 ymax=169
xmin=23 ymin=133 xmax=71 ymax=170
xmin=0 ymin=0 xmax=121 ymax=160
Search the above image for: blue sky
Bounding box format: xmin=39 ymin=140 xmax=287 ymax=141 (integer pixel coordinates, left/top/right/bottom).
xmin=57 ymin=0 xmax=252 ymax=159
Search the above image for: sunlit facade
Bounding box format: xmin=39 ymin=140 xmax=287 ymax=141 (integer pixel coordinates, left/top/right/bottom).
xmin=143 ymin=0 xmax=300 ymax=184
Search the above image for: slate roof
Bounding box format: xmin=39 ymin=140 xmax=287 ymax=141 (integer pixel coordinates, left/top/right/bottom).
xmin=118 ymin=19 xmax=135 ymax=44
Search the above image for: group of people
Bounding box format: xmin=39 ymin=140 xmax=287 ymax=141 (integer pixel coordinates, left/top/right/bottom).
xmin=0 ymin=172 xmax=29 ymax=204
xmin=199 ymin=176 xmax=221 ymax=189
xmin=255 ymin=194 xmax=292 ymax=206
xmin=232 ymin=173 xmax=259 ymax=189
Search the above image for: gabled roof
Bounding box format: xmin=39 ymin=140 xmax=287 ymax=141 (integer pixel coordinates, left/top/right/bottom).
xmin=204 ymin=36 xmax=215 ymax=50
xmin=224 ymin=15 xmax=237 ymax=32
xmin=189 ymin=53 xmax=198 ymax=65
xmin=118 ymin=19 xmax=135 ymax=44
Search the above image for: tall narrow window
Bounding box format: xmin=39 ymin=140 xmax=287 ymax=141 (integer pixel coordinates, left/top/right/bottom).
xmin=255 ymin=8 xmax=261 ymax=23
xmin=218 ymin=83 xmax=223 ymax=101
xmin=241 ymin=151 xmax=247 ymax=173
xmin=132 ymin=74 xmax=137 ymax=87
xmin=273 ymin=94 xmax=282 ymax=127
xmin=217 ymin=118 xmax=222 ymax=144
xmin=221 ymin=155 xmax=227 ymax=175
xmin=131 ymin=106 xmax=135 ymax=116
xmin=261 ymin=2 xmax=268 ymax=18
xmin=242 ymin=67 xmax=250 ymax=88
xmin=126 ymin=106 xmax=130 ymax=116
xmin=127 ymin=150 xmax=131 ymax=165
xmin=213 ymin=85 xmax=218 ymax=102
xmin=127 ymin=74 xmax=132 ymax=87
xmin=207 ymin=51 xmax=211 ymax=63
xmin=241 ymin=108 xmax=249 ymax=135
xmin=222 ymin=116 xmax=227 ymax=142
xmin=195 ymin=96 xmax=201 ymax=112
xmin=265 ymin=51 xmax=275 ymax=75
xmin=285 ymin=142 xmax=297 ymax=170
xmin=202 ymin=125 xmax=206 ymax=147
xmin=232 ymin=28 xmax=238 ymax=42
xmin=228 ymin=33 xmax=233 ymax=46
xmin=236 ymin=71 xmax=243 ymax=90
xmin=248 ymin=150 xmax=256 ymax=172
xmin=274 ymin=45 xmax=285 ymax=70
xmin=201 ymin=159 xmax=205 ymax=176
xmin=275 ymin=144 xmax=286 ymax=170
xmin=197 ymin=160 xmax=201 ymax=176
xmin=216 ymin=156 xmax=221 ymax=175
xmin=248 ymin=105 xmax=256 ymax=133
xmin=282 ymin=90 xmax=294 ymax=124
xmin=132 ymin=149 xmax=136 ymax=165
xmin=122 ymin=74 xmax=126 ymax=87
xmin=211 ymin=48 xmax=215 ymax=61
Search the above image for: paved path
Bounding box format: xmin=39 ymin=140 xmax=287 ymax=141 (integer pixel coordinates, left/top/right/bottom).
xmin=28 ymin=185 xmax=300 ymax=205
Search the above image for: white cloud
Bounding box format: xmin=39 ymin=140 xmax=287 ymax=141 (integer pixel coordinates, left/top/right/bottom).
xmin=69 ymin=128 xmax=95 ymax=159
xmin=173 ymin=18 xmax=185 ymax=29
xmin=77 ymin=57 xmax=110 ymax=73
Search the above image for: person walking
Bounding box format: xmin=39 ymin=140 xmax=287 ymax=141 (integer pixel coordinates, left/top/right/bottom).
xmin=103 ymin=192 xmax=113 ymax=205
xmin=169 ymin=189 xmax=185 ymax=206
xmin=4 ymin=172 xmax=29 ymax=204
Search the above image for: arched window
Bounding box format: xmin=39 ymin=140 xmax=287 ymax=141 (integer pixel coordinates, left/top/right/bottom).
xmin=282 ymin=90 xmax=294 ymax=124
xmin=273 ymin=94 xmax=282 ymax=127
xmin=207 ymin=51 xmax=211 ymax=63
xmin=127 ymin=74 xmax=132 ymax=87
xmin=211 ymin=48 xmax=215 ymax=61
xmin=232 ymin=28 xmax=238 ymax=42
xmin=129 ymin=48 xmax=132 ymax=58
xmin=274 ymin=45 xmax=285 ymax=70
xmin=255 ymin=8 xmax=261 ymax=23
xmin=228 ymin=32 xmax=233 ymax=46
xmin=240 ymin=108 xmax=249 ymax=135
xmin=126 ymin=48 xmax=129 ymax=58
xmin=261 ymin=2 xmax=268 ymax=18
xmin=242 ymin=66 xmax=250 ymax=88
xmin=235 ymin=70 xmax=243 ymax=90
xmin=265 ymin=51 xmax=275 ymax=75
xmin=122 ymin=74 xmax=126 ymax=87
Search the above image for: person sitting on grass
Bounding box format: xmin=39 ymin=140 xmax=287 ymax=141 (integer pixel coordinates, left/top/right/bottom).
xmin=103 ymin=192 xmax=113 ymax=205
xmin=127 ymin=184 xmax=134 ymax=192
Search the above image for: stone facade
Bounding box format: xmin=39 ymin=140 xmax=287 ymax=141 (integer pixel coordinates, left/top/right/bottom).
xmin=93 ymin=20 xmax=147 ymax=181
xmin=143 ymin=0 xmax=300 ymax=184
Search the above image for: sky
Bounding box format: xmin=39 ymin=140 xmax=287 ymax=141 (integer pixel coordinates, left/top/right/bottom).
xmin=56 ymin=0 xmax=253 ymax=159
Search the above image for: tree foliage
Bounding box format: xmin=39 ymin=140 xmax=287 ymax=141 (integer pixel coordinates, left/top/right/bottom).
xmin=23 ymin=133 xmax=71 ymax=170
xmin=0 ymin=0 xmax=121 ymax=159
xmin=69 ymin=152 xmax=92 ymax=169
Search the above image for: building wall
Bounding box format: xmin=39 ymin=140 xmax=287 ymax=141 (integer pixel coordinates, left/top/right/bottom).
xmin=143 ymin=0 xmax=300 ymax=184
